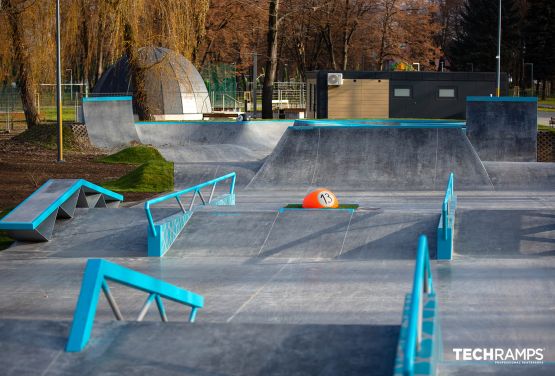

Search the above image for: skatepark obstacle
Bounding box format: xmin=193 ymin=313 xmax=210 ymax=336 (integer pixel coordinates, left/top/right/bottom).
xmin=0 ymin=179 xmax=123 ymax=242
xmin=66 ymin=259 xmax=204 ymax=352
xmin=144 ymin=172 xmax=236 ymax=257
xmin=437 ymin=173 xmax=457 ymax=260
xmin=395 ymin=235 xmax=440 ymax=376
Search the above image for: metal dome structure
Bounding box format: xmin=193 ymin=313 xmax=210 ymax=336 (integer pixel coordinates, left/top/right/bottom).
xmin=93 ymin=47 xmax=211 ymax=120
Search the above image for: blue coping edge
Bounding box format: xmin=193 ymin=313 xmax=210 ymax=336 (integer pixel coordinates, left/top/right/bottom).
xmin=467 ymin=96 xmax=538 ymax=102
xmin=0 ymin=179 xmax=123 ymax=231
xmin=135 ymin=120 xmax=294 ymax=126
xmin=66 ymin=258 xmax=204 ymax=352
xmin=293 ymin=119 xmax=465 ymax=130
xmin=82 ymin=96 xmax=133 ymax=102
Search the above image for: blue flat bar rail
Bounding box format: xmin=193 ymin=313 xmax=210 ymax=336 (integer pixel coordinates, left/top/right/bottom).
xmin=396 ymin=235 xmax=440 ymax=376
xmin=144 ymin=172 xmax=236 ymax=257
xmin=437 ymin=173 xmax=456 ymax=260
xmin=66 ymin=259 xmax=204 ymax=352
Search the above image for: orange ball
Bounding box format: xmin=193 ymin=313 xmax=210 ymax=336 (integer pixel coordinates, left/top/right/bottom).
xmin=302 ymin=188 xmax=339 ymax=209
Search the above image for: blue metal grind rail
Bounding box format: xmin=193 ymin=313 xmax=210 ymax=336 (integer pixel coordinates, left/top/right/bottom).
xmin=437 ymin=173 xmax=456 ymax=260
xmin=144 ymin=172 xmax=236 ymax=257
xmin=66 ymin=259 xmax=204 ymax=352
xmin=394 ymin=235 xmax=441 ymax=376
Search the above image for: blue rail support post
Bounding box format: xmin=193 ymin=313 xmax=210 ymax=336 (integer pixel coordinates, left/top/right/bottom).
xmin=144 ymin=172 xmax=236 ymax=257
xmin=394 ymin=235 xmax=441 ymax=376
xmin=437 ymin=173 xmax=456 ymax=260
xmin=66 ymin=259 xmax=204 ymax=352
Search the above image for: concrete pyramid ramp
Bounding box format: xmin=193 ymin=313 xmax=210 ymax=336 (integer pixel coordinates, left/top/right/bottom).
xmin=248 ymin=126 xmax=494 ymax=191
xmin=168 ymin=209 xmax=438 ymax=260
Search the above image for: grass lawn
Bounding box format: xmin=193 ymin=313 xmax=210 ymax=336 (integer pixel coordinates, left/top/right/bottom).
xmin=104 ymin=160 xmax=174 ymax=193
xmin=538 ymin=97 xmax=555 ymax=107
xmin=98 ymin=145 xmax=165 ymax=164
xmin=101 ymin=145 xmax=174 ymax=193
xmin=0 ymin=209 xmax=14 ymax=251
xmin=539 ymin=125 xmax=555 ymax=134
xmin=40 ymin=107 xmax=77 ymax=122
xmin=284 ymin=203 xmax=360 ymax=210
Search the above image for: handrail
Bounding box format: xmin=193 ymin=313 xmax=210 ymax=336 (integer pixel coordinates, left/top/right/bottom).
xmin=404 ymin=235 xmax=434 ymax=376
xmin=442 ymin=172 xmax=455 ymax=240
xmin=66 ymin=259 xmax=204 ymax=352
xmin=144 ymin=172 xmax=236 ymax=238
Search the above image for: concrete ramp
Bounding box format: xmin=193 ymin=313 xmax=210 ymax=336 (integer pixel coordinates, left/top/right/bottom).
xmin=169 ymin=209 xmax=438 ymax=260
xmin=82 ymin=97 xmax=140 ymax=148
xmin=0 ymin=320 xmax=399 ymax=376
xmin=484 ymin=162 xmax=555 ymax=191
xmin=248 ymin=126 xmax=494 ymax=191
xmin=136 ymin=121 xmax=291 ymax=163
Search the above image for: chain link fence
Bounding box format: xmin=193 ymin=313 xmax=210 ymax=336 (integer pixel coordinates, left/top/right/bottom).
xmin=0 ymin=80 xmax=306 ymax=131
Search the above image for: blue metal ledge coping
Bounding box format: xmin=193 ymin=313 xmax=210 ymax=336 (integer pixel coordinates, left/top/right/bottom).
xmin=66 ymin=259 xmax=204 ymax=352
xmin=292 ymin=119 xmax=465 ymax=130
xmin=467 ymin=96 xmax=537 ymax=102
xmin=82 ymin=96 xmax=133 ymax=102
xmin=0 ymin=179 xmax=123 ymax=231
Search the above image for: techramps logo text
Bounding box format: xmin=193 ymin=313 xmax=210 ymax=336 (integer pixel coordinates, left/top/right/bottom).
xmin=452 ymin=348 xmax=545 ymax=365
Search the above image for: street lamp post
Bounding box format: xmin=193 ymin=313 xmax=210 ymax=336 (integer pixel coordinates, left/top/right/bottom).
xmin=55 ymin=0 xmax=63 ymax=162
xmin=496 ymin=0 xmax=502 ymax=97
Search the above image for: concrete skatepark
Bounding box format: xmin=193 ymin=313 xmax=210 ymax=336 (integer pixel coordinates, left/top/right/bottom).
xmin=1 ymin=98 xmax=555 ymax=375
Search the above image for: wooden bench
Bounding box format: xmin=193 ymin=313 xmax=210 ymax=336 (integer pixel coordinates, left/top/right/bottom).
xmin=0 ymin=179 xmax=123 ymax=242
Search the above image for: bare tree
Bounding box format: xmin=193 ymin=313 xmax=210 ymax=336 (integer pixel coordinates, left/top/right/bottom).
xmin=262 ymin=0 xmax=280 ymax=119
xmin=1 ymin=0 xmax=42 ymax=128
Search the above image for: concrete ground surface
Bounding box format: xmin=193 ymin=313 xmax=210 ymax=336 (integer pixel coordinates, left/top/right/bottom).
xmin=2 ymin=121 xmax=555 ymax=375
xmin=1 ymin=189 xmax=555 ymax=375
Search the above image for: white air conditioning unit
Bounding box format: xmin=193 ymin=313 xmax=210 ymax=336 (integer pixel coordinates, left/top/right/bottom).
xmin=327 ymin=73 xmax=343 ymax=86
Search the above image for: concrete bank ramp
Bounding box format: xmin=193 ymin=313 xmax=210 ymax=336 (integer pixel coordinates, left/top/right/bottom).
xmin=174 ymin=162 xmax=260 ymax=189
xmin=169 ymin=209 xmax=438 ymax=259
xmin=484 ymin=162 xmax=555 ymax=191
xmin=0 ymin=320 xmax=398 ymax=376
xmin=136 ymin=121 xmax=291 ymax=163
xmin=247 ymin=126 xmax=494 ymax=191
xmin=82 ymin=97 xmax=140 ymax=148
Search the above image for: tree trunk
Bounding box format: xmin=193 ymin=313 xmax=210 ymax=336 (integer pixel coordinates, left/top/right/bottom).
xmin=7 ymin=9 xmax=41 ymax=128
xmin=123 ymin=21 xmax=152 ymax=120
xmin=341 ymin=0 xmax=350 ymax=71
xmin=323 ymin=25 xmax=338 ymax=70
xmin=262 ymin=0 xmax=280 ymax=119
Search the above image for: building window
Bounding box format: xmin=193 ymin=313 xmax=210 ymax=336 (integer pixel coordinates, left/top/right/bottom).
xmin=438 ymin=88 xmax=456 ymax=98
xmin=393 ymin=87 xmax=411 ymax=97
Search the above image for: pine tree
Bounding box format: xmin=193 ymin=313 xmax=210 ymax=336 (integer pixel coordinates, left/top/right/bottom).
xmin=448 ymin=0 xmax=522 ymax=75
xmin=524 ymin=0 xmax=555 ymax=97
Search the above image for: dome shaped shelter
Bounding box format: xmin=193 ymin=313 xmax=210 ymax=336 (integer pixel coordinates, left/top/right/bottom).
xmin=93 ymin=47 xmax=211 ymax=120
